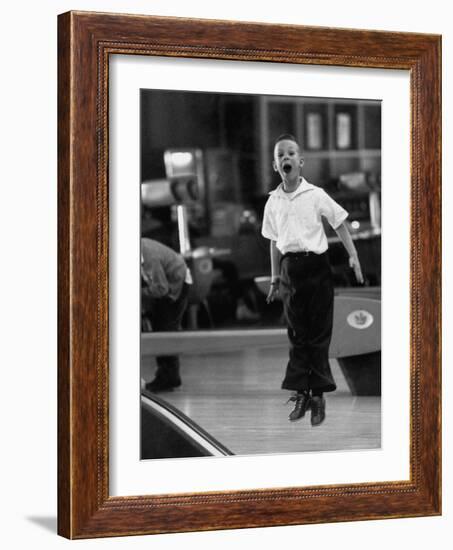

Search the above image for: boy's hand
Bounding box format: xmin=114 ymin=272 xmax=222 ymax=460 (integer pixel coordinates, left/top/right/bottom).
xmin=266 ymin=280 xmax=280 ymax=303
xmin=349 ymin=256 xmax=364 ymax=284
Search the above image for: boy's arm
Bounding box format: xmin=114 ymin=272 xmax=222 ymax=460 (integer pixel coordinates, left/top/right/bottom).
xmin=267 ymin=240 xmax=281 ymax=303
xmin=334 ymin=222 xmax=364 ymax=284
xmin=270 ymin=240 xmax=281 ymax=282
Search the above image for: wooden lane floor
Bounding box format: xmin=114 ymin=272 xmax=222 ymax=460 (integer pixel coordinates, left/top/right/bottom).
xmin=141 ymin=346 xmax=381 ymax=456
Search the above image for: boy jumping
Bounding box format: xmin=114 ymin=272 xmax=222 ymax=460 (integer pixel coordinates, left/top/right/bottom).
xmin=262 ymin=134 xmax=364 ymax=426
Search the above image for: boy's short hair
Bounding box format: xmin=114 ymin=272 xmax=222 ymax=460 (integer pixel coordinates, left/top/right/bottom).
xmin=274 ymin=133 xmax=299 ymax=147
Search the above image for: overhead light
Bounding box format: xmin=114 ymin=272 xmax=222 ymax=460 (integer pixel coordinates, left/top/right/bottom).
xmin=170 ymin=152 xmax=194 ymax=169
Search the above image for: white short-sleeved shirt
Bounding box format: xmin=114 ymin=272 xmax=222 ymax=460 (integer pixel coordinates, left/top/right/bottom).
xmin=261 ymin=177 xmax=348 ymax=254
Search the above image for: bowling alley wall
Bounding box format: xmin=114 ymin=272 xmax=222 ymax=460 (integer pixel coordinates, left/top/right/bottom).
xmin=140 ymin=89 xmax=381 ymax=328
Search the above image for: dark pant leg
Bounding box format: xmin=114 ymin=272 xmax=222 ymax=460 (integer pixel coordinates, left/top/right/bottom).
xmin=280 ymin=254 xmax=336 ymax=393
xmin=280 ymin=259 xmax=311 ymax=391
xmin=305 ymin=260 xmax=336 ymax=392
xmin=147 ymin=284 xmax=189 ymax=383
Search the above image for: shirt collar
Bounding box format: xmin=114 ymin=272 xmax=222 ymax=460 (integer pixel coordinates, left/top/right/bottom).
xmin=269 ymin=177 xmax=315 ymax=199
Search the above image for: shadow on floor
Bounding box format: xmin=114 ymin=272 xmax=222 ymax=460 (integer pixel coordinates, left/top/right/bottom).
xmin=26 ymin=516 xmax=57 ymax=534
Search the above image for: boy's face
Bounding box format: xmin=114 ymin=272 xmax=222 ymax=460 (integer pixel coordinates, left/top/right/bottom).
xmin=273 ymin=139 xmax=304 ymax=181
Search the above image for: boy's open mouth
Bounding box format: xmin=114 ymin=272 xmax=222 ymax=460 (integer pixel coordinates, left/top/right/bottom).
xmin=282 ymin=163 xmax=292 ymax=174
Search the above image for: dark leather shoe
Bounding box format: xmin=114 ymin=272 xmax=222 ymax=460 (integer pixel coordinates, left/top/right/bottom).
xmin=145 ymin=378 xmax=181 ymax=393
xmin=287 ymin=392 xmax=311 ymax=422
xmin=310 ymin=395 xmax=326 ymax=426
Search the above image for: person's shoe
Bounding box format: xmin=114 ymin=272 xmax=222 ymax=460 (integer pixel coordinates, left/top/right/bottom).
xmin=145 ymin=378 xmax=181 ymax=393
xmin=310 ymin=395 xmax=326 ymax=426
xmin=287 ymin=392 xmax=311 ymax=422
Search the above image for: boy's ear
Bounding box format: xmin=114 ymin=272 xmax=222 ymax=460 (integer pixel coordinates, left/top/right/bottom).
xmin=272 ymin=160 xmax=278 ymax=172
xmin=299 ymin=157 xmax=305 ymax=168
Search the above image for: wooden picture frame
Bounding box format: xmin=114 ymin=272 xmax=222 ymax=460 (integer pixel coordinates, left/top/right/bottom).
xmin=58 ymin=11 xmax=441 ymax=539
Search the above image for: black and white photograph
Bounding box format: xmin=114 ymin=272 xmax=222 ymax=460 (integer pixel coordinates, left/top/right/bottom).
xmin=139 ymin=89 xmax=382 ymax=460
xmin=2 ymin=0 xmax=447 ymax=547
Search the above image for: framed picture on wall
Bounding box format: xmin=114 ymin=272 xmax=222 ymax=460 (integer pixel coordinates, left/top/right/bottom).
xmin=58 ymin=11 xmax=441 ymax=539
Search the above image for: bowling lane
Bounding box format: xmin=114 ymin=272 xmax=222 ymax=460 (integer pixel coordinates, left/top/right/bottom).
xmin=141 ymin=346 xmax=381 ymax=456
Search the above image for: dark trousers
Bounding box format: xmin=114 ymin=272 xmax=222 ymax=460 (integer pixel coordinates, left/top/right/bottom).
xmin=143 ymin=283 xmax=189 ymax=383
xmin=279 ymin=252 xmax=336 ymax=393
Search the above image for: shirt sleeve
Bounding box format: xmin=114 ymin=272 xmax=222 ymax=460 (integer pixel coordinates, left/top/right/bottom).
xmin=143 ymin=258 xmax=169 ymax=299
xmin=318 ymin=189 xmax=348 ymax=229
xmin=261 ymin=199 xmax=278 ymax=241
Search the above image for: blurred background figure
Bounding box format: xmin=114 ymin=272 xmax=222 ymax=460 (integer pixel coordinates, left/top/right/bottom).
xmin=141 ymin=237 xmax=192 ymax=392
